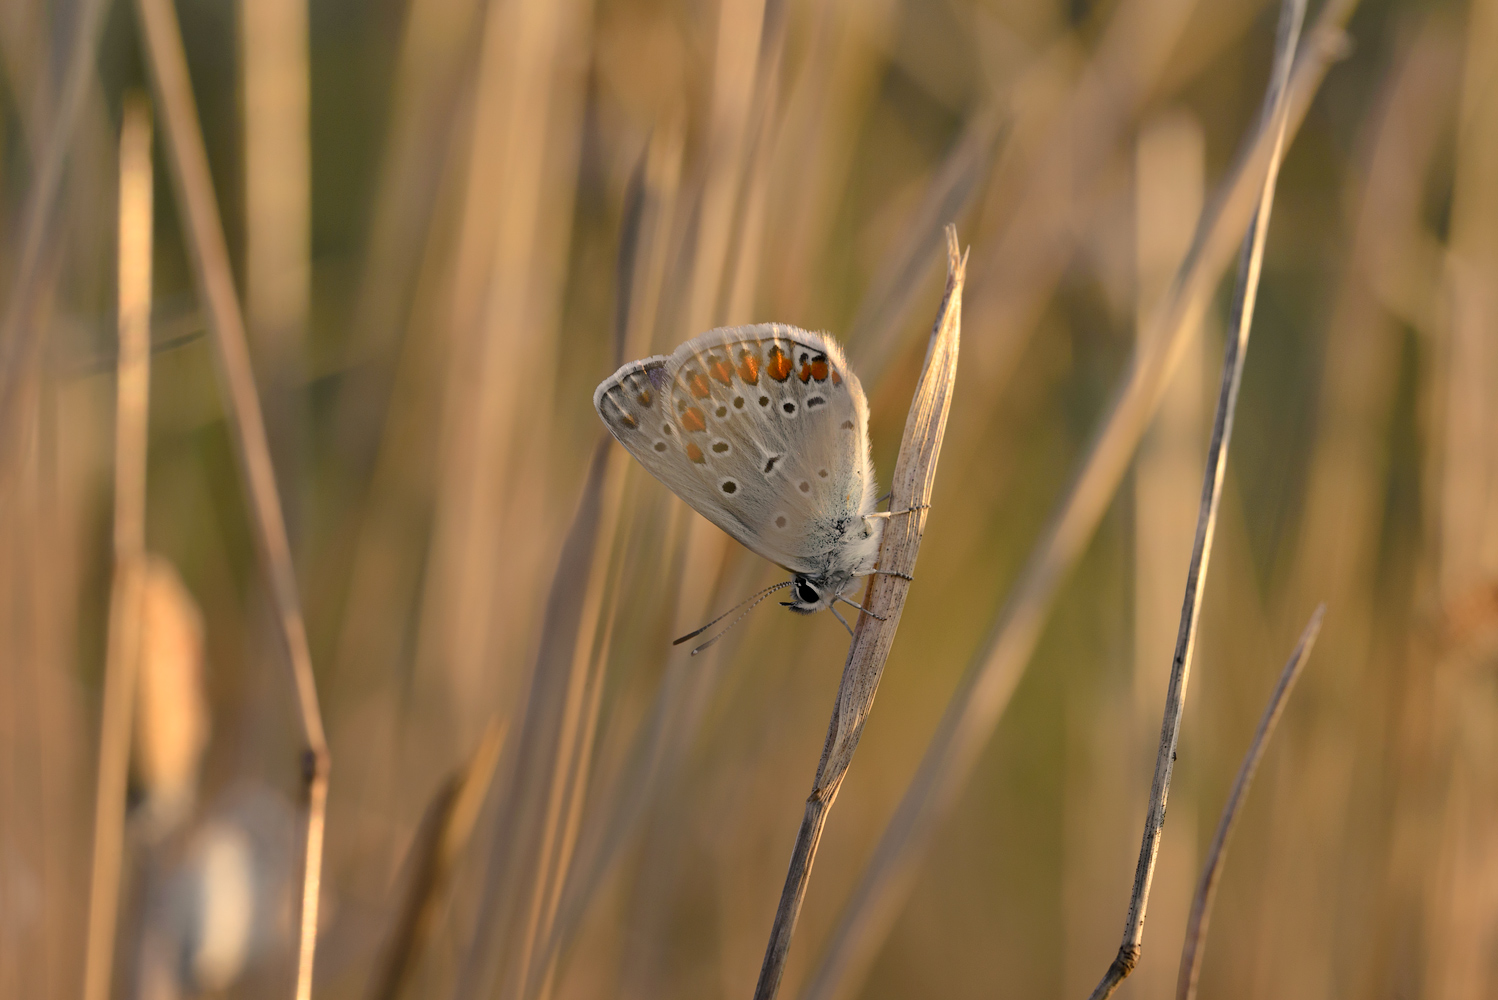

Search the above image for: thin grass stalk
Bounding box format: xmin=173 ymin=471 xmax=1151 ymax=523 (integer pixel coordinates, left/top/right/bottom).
xmin=454 ymin=123 xmax=671 ymax=1000
xmin=342 ymin=0 xmax=482 ymax=380
xmin=962 ymin=0 xmax=1199 ymax=388
xmin=368 ymin=719 xmax=507 ymax=1000
xmin=1439 ymin=0 xmax=1498 ymax=596
xmin=1281 ymin=35 xmax=1455 ymax=995
xmin=540 ymin=111 xmax=988 ymax=968
xmin=849 ymin=109 xmax=1004 ymax=386
xmin=452 ymin=435 xmax=620 ymax=1000
xmin=241 ymin=0 xmax=311 ymax=537
xmin=516 ymin=144 xmax=662 ymax=1000
xmin=752 ymin=226 xmax=965 ymax=1000
xmin=523 ymin=9 xmax=793 ymax=980
xmin=1085 ymin=5 xmax=1307 ymax=997
xmin=81 ymin=94 xmax=153 ymax=1000
xmin=131 ymin=2 xmax=331 ymax=998
xmin=505 ymin=441 xmax=628 ymax=1000
xmin=800 ymin=5 xmax=1358 ymax=998
xmin=0 ymin=0 xmax=110 ymax=477
xmin=1176 ymin=605 xmax=1325 ymax=1000
xmin=414 ymin=0 xmax=589 ymax=761
xmin=526 ymin=577 xmax=621 ymax=1000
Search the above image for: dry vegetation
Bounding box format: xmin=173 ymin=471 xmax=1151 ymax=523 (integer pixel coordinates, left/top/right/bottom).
xmin=0 ymin=0 xmax=1495 ymax=999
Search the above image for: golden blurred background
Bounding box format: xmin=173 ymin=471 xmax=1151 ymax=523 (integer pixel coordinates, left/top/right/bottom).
xmin=0 ymin=0 xmax=1495 ymax=998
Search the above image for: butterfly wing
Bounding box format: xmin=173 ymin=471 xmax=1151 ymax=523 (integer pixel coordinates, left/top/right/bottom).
xmin=594 ymin=324 xmax=877 ymax=575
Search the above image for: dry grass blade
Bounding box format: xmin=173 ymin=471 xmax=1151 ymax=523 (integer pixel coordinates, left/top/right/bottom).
xmin=0 ymin=0 xmax=110 ymax=478
xmin=505 ymin=126 xmax=685 ymax=991
xmin=81 ymin=94 xmax=153 ymax=1000
xmin=132 ymin=1 xmax=331 ymax=998
xmin=368 ymin=719 xmax=506 ymax=1000
xmin=1176 ymin=605 xmax=1325 ymax=1000
xmin=1086 ymin=3 xmax=1307 ymax=997
xmin=801 ymin=5 xmax=1357 ymax=999
xmin=455 ymin=436 xmax=621 ymax=1000
xmin=751 ymin=226 xmax=965 ymax=1000
xmin=849 ymin=110 xmax=1003 ymax=386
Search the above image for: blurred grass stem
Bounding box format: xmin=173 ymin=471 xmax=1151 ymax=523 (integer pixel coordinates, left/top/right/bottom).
xmin=81 ymin=95 xmax=153 ymax=1000
xmin=1175 ymin=605 xmax=1325 ymax=1000
xmin=0 ymin=0 xmax=110 ymax=477
xmin=133 ymin=0 xmax=331 ymax=997
xmin=369 ymin=720 xmax=507 ymax=1000
xmin=752 ymin=226 xmax=965 ymax=1000
xmin=1086 ymin=2 xmax=1306 ymax=996
xmin=801 ymin=3 xmax=1355 ymax=998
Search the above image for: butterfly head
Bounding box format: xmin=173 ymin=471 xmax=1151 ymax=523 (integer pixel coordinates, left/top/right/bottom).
xmin=781 ymin=574 xmax=834 ymax=614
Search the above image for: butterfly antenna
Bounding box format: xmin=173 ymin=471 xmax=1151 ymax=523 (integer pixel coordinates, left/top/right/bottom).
xmin=673 ymin=581 xmax=793 ymax=649
xmin=683 ymin=583 xmax=795 ymax=656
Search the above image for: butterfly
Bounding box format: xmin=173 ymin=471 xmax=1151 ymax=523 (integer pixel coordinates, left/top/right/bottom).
xmin=594 ymin=324 xmax=910 ymax=651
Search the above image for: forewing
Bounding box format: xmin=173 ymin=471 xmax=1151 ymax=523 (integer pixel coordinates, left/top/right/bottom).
xmin=658 ymin=324 xmax=876 ymax=572
xmin=594 ymin=352 xmax=779 ymax=568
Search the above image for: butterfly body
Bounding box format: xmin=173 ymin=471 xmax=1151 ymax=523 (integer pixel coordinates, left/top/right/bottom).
xmin=595 ymin=324 xmax=882 ymax=620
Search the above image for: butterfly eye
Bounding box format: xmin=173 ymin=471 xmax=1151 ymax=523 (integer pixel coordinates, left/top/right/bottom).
xmin=795 ymin=581 xmax=819 ymax=604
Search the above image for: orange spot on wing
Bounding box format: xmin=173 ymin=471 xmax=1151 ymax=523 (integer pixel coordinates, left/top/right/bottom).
xmin=680 ymin=407 xmax=707 ymax=433
xmin=685 ymin=442 xmax=705 ymax=463
xmin=708 ymin=357 xmax=733 ymax=385
xmin=619 ymin=413 xmax=637 ymax=428
xmin=767 ymin=345 xmax=793 ymax=381
xmin=798 ymin=362 xmax=812 ymax=383
xmin=737 ymin=350 xmax=760 ymax=384
xmin=810 ymin=359 xmax=829 ymax=381
xmin=830 ymin=368 xmax=842 ymax=385
xmin=637 ymin=389 xmax=652 ymax=407
xmin=687 ymin=372 xmax=711 ymax=399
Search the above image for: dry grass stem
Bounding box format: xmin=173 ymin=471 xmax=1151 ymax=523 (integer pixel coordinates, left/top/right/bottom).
xmin=133 ymin=1 xmax=331 ymax=997
xmin=849 ymin=110 xmax=1004 ymax=386
xmin=81 ymin=94 xmax=153 ymax=1000
xmin=1175 ymin=605 xmax=1325 ymax=1000
xmin=752 ymin=225 xmax=965 ymax=1000
xmin=0 ymin=0 xmax=110 ymax=475
xmin=1085 ymin=3 xmax=1307 ymax=997
xmin=801 ymin=4 xmax=1357 ymax=998
xmin=456 ymin=435 xmax=624 ymax=1000
xmin=131 ymin=556 xmax=209 ymax=834
xmin=369 ymin=719 xmax=506 ymax=1000
xmin=241 ymin=0 xmax=312 ymax=529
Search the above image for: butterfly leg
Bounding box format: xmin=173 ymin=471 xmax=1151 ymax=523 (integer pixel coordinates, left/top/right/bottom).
xmin=873 ymin=569 xmax=914 ymax=581
xmin=829 ymin=604 xmax=856 ymax=639
xmin=865 ymin=503 xmax=930 ymax=521
xmin=835 ymin=595 xmax=887 ymax=621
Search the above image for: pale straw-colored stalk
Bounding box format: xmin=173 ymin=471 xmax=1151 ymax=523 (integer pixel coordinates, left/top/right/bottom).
xmin=241 ymin=0 xmax=311 ymax=535
xmin=81 ymin=93 xmax=153 ymax=1000
xmin=132 ymin=555 xmax=210 ymax=835
xmin=801 ymin=4 xmax=1358 ymax=998
xmin=1175 ymin=605 xmax=1325 ymax=1000
xmin=368 ymin=719 xmax=507 ymax=1000
xmin=0 ymin=0 xmax=110 ymax=478
xmin=132 ymin=1 xmax=331 ymax=997
xmin=752 ymin=226 xmax=965 ymax=1000
xmin=457 ymin=130 xmax=668 ymax=1000
xmin=1085 ymin=2 xmax=1307 ymax=995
